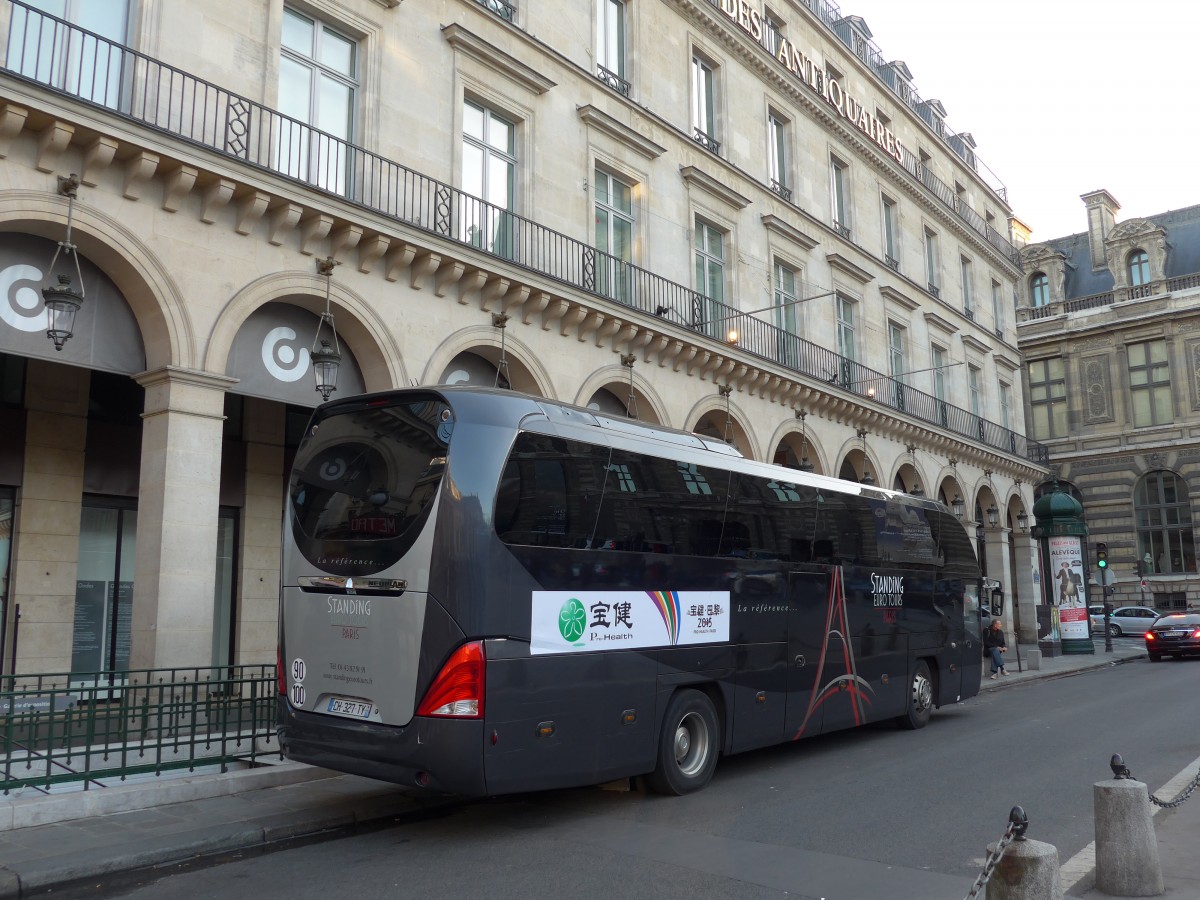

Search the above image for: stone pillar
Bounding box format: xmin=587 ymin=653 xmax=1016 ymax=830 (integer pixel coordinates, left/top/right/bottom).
xmin=237 ymin=398 xmax=285 ymax=667
xmin=985 ymin=524 xmax=1015 ymax=647
xmin=9 ymin=361 xmax=89 ymax=675
xmin=129 ymin=367 xmax=235 ymax=670
xmin=1012 ymin=530 xmax=1040 ymax=645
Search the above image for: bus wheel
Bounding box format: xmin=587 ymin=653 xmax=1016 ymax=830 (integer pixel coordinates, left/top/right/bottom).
xmin=898 ymin=660 xmax=933 ymax=730
xmin=648 ymin=689 xmax=719 ymax=795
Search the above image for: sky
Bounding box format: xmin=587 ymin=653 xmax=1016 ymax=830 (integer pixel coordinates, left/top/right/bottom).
xmin=841 ymin=0 xmax=1200 ymax=241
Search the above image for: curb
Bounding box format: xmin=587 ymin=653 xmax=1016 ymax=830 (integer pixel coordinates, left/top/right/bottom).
xmin=0 ymin=761 xmax=335 ymax=832
xmin=0 ymin=786 xmax=462 ymax=900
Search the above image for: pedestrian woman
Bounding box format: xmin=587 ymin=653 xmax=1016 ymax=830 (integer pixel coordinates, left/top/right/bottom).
xmin=984 ymin=619 xmax=1008 ymax=679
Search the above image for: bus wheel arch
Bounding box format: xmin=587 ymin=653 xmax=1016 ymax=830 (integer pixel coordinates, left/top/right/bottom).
xmin=897 ymin=658 xmax=935 ymax=730
xmin=647 ymin=688 xmax=721 ymax=795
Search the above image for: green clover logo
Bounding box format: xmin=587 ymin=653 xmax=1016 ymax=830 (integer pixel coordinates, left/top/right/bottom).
xmin=558 ymin=597 xmax=586 ymax=643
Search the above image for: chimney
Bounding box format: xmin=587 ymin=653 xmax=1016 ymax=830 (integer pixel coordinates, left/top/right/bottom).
xmin=1081 ymin=190 xmax=1120 ymax=272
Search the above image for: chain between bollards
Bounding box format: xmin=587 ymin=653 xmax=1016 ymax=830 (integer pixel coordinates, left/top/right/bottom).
xmin=1111 ymin=753 xmax=1200 ymax=809
xmin=962 ymin=806 xmax=1028 ymax=900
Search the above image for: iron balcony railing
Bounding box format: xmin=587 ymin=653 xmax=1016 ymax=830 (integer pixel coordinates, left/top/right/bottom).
xmin=1 ymin=665 xmax=278 ymax=793
xmin=0 ymin=0 xmax=1046 ymax=464
xmin=662 ymin=291 xmax=1047 ymax=463
xmin=596 ymin=64 xmax=631 ymax=97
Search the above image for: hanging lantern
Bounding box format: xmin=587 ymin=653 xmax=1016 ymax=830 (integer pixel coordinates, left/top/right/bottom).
xmin=44 ymin=174 xmax=85 ymax=351
xmin=311 ymin=257 xmax=342 ymax=401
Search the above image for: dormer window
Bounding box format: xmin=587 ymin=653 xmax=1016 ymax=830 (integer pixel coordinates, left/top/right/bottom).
xmin=1128 ymin=250 xmax=1150 ymax=287
xmin=1030 ymin=272 xmax=1049 ymax=307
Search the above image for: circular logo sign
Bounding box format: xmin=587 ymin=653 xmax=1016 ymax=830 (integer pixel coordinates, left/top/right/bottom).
xmin=558 ymin=597 xmax=586 ymax=642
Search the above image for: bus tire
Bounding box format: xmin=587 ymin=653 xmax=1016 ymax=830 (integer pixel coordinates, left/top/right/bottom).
xmin=648 ymin=689 xmax=719 ymax=795
xmin=898 ymin=660 xmax=933 ymax=730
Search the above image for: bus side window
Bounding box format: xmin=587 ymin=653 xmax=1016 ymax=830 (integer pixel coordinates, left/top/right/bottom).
xmin=493 ymin=433 xmax=608 ymax=548
xmin=599 ymin=449 xmax=676 ymax=552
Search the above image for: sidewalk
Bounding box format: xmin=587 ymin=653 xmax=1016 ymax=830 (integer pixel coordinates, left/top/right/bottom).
xmin=0 ymin=642 xmax=1192 ymax=899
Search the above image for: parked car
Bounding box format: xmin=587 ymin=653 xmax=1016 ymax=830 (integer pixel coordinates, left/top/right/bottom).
xmin=1144 ymin=611 xmax=1200 ymax=661
xmin=1093 ymin=605 xmax=1160 ymax=637
xmin=1087 ymin=604 xmax=1106 ymax=633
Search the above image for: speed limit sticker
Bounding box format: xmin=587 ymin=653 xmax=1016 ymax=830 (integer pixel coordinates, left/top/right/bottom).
xmin=291 ymin=658 xmax=306 ymax=682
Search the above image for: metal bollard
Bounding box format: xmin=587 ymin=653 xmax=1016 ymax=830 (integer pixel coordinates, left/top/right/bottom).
xmin=1094 ymin=755 xmax=1164 ymax=896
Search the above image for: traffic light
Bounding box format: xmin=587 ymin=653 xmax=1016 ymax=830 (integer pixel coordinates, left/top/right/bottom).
xmin=1096 ymin=542 xmax=1108 ymax=570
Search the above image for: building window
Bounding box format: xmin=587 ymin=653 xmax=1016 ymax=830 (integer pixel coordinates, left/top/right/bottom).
xmin=924 ymin=228 xmax=939 ymax=297
xmin=991 ymin=279 xmax=1004 ymax=335
xmin=462 ymin=99 xmax=517 ymax=258
xmin=1136 ymin=472 xmax=1195 ymax=575
xmin=1129 ymin=250 xmax=1150 ymax=285
xmin=830 ymin=156 xmax=850 ymax=238
xmin=596 ymin=0 xmax=629 ymax=95
xmin=1028 ymin=357 xmax=1067 ymax=439
xmin=881 ymin=195 xmax=898 ymax=270
xmin=887 ymin=321 xmax=907 ymax=409
xmin=999 ymin=381 xmax=1012 ymax=431
xmin=836 ymin=294 xmax=856 ymax=384
xmin=694 ymin=218 xmax=725 ymax=334
xmin=763 ymin=10 xmax=785 ymax=55
xmin=774 ymin=261 xmax=801 ymax=365
xmin=7 ymin=0 xmax=130 ymax=109
xmin=594 ymin=167 xmax=633 ymax=302
xmin=960 ymin=256 xmax=974 ymax=319
xmin=931 ymin=343 xmax=948 ymax=425
xmin=969 ymin=363 xmax=985 ymax=438
xmin=1030 ymin=272 xmax=1049 ymax=307
xmin=1128 ymin=339 xmax=1172 ymax=427
xmin=691 ymin=55 xmax=719 ymax=153
xmin=767 ymin=113 xmax=791 ymax=200
xmin=279 ymin=6 xmax=358 ymax=194
xmin=1129 ymin=249 xmax=1151 ymax=296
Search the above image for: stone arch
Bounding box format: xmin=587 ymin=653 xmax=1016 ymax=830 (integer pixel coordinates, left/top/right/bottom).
xmin=684 ymin=394 xmax=761 ymax=461
xmin=574 ymin=366 xmax=669 ymax=426
xmin=888 ymin=458 xmax=927 ymax=496
xmin=765 ymin=419 xmax=825 ymax=475
xmin=934 ymin=464 xmax=967 ymax=511
xmin=0 ymin=189 xmax=193 ymax=369
xmin=423 ymin=325 xmax=555 ymax=398
xmin=834 ymin=432 xmax=877 ymax=484
xmin=205 ymin=270 xmax=404 ymax=392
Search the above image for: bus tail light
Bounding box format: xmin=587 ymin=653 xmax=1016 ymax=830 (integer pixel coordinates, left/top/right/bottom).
xmin=417 ymin=641 xmax=485 ymax=718
xmin=277 ymin=646 xmax=286 ymax=696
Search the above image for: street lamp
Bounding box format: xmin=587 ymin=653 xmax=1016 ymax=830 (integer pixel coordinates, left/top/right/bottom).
xmin=952 ymin=494 xmax=965 ymax=519
xmin=986 ymin=503 xmax=999 ymax=527
xmin=1016 ymin=510 xmax=1029 ymax=532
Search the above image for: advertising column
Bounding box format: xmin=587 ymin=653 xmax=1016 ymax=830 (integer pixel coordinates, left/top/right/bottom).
xmin=1047 ymin=536 xmax=1089 ymax=645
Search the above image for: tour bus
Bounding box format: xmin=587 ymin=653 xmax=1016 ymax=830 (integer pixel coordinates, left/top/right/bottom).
xmin=277 ymin=387 xmax=984 ymax=796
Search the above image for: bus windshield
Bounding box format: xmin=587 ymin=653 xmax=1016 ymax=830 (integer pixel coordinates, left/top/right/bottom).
xmin=288 ymin=396 xmax=453 ymax=573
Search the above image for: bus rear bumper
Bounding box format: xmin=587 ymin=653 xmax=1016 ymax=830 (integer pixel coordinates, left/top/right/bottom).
xmin=276 ymin=698 xmax=487 ymax=796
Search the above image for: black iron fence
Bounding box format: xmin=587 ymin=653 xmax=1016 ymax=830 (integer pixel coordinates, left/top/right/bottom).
xmin=0 ymin=0 xmax=1046 ymax=464
xmin=1 ymin=665 xmax=278 ymax=794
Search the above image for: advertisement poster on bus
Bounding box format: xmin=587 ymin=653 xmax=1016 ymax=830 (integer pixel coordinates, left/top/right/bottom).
xmin=531 ymin=590 xmax=730 ymax=655
xmin=1047 ymin=536 xmax=1089 ymax=640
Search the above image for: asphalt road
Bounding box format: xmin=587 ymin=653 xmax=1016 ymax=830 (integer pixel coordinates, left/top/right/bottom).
xmin=108 ymin=655 xmax=1198 ymax=900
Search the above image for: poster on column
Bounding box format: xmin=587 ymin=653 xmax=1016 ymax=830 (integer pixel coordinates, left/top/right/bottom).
xmin=1047 ymin=536 xmax=1089 ymax=640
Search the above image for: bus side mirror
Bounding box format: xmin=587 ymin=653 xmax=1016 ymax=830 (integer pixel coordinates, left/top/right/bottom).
xmin=989 ymin=588 xmax=1004 ymax=617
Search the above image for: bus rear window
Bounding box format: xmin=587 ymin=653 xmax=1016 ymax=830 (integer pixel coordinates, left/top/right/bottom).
xmin=288 ymin=398 xmax=452 ymax=573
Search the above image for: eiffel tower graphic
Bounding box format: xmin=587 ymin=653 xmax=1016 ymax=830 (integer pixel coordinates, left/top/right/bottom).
xmin=793 ymin=565 xmax=875 ymax=739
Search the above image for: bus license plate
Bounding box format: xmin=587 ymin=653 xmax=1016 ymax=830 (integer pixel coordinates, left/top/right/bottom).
xmin=326 ymin=697 xmax=372 ymax=719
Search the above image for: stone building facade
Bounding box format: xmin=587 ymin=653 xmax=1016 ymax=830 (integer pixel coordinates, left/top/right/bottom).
xmin=0 ymin=0 xmax=1046 ymax=675
xmin=1016 ymin=190 xmax=1200 ymax=613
